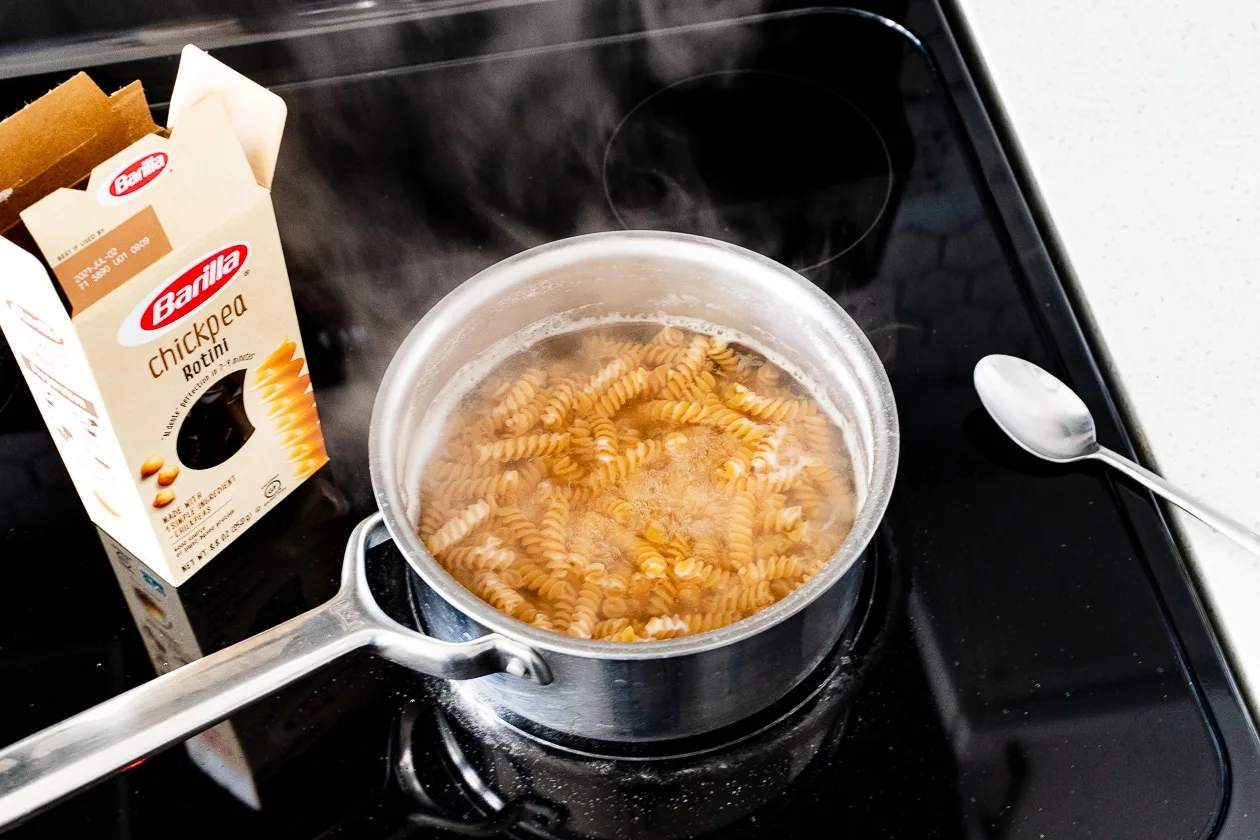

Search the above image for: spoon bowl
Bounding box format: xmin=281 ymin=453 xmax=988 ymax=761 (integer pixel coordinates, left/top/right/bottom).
xmin=973 ymin=354 xmax=1100 ymax=463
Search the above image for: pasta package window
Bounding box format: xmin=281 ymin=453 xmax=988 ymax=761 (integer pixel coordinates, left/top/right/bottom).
xmin=418 ymin=324 xmax=857 ymax=642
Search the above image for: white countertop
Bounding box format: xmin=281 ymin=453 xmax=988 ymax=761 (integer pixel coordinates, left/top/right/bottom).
xmin=952 ymin=1 xmax=1260 ymax=712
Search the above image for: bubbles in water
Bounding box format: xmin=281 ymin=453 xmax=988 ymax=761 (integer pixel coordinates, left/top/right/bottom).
xmin=417 ymin=321 xmax=857 ymax=642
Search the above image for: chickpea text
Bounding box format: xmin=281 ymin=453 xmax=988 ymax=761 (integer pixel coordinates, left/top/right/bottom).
xmin=147 ymin=294 xmax=247 ymax=380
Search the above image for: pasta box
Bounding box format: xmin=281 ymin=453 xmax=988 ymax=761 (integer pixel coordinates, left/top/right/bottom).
xmin=0 ymin=46 xmax=328 ymax=585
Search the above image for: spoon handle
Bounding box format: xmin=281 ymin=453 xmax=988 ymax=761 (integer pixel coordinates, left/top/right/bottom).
xmin=1093 ymin=446 xmax=1260 ymax=556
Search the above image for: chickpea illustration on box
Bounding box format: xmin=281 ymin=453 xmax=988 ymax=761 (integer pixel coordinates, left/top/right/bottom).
xmin=139 ymin=457 xmax=180 ymax=507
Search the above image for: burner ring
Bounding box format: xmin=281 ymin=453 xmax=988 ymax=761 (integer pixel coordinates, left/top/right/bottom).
xmin=602 ymin=70 xmax=894 ymax=273
xmin=396 ymin=527 xmax=898 ymax=840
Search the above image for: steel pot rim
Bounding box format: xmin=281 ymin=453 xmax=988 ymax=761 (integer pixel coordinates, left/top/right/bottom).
xmin=369 ymin=230 xmax=899 ymax=661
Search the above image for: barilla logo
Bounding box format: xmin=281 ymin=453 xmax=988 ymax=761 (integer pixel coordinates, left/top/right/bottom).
xmin=117 ymin=243 xmax=249 ymax=346
xmin=97 ymin=152 xmax=169 ymax=203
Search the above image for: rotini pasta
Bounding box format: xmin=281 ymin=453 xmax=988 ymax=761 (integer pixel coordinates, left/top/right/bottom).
xmin=538 ymin=486 xmax=570 ymax=563
xmin=574 ymin=357 xmax=634 ymax=414
xmin=424 ymin=499 xmax=492 ymax=557
xmin=490 ymin=369 xmax=545 ymax=430
xmin=590 ymin=415 xmax=620 ymax=462
xmin=587 ymin=439 xmax=662 ymax=487
xmin=419 ymin=323 xmax=856 ymax=641
xmin=753 ymin=363 xmax=782 ymax=391
xmin=649 ymin=326 xmax=686 ymax=348
xmin=425 ymin=460 xmax=501 ymax=483
xmin=727 ymin=490 xmax=756 ymax=568
xmin=441 ymin=536 xmax=517 ymax=570
xmin=645 ymin=399 xmax=711 ymax=424
xmin=503 ymin=387 xmax=552 ymax=435
xmin=444 ymin=470 xmax=520 ymax=504
xmin=706 ymin=339 xmax=741 ymax=374
xmin=593 ymin=617 xmax=631 ymax=638
xmin=476 ymin=432 xmax=571 ymax=463
xmin=739 ymin=555 xmax=804 ymax=582
xmin=471 ymin=571 xmax=535 ymax=621
xmin=622 ymin=536 xmax=669 ymax=578
xmin=540 ymin=377 xmax=581 ymax=430
xmin=658 ymin=369 xmax=717 ymax=401
xmin=590 ymin=368 xmax=652 ymax=418
xmin=724 ymin=383 xmax=815 ymax=423
xmin=418 ymin=496 xmax=452 ymax=542
xmin=762 ymin=504 xmax=803 ymax=534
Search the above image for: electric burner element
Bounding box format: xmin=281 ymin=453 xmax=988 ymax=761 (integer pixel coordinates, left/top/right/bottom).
xmin=602 ymin=71 xmax=893 ymax=273
xmin=394 ymin=535 xmax=893 ymax=840
xmin=399 ymin=649 xmax=857 ymax=840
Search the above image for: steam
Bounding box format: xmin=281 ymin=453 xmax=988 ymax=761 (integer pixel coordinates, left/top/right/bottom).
xmin=268 ymin=0 xmax=775 ymax=504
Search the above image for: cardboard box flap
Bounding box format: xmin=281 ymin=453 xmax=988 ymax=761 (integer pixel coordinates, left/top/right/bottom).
xmin=168 ymin=46 xmax=286 ymax=190
xmin=0 ymin=75 xmax=159 ymax=236
xmin=20 ymin=95 xmax=263 ymax=315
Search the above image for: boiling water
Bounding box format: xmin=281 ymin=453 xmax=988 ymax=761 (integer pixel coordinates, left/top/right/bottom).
xmin=413 ymin=320 xmax=859 ymax=642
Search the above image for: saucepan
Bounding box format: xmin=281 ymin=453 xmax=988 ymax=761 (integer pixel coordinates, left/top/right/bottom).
xmin=0 ymin=231 xmax=898 ymax=829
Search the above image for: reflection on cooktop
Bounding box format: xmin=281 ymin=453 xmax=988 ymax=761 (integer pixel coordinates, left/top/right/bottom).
xmin=603 ymin=70 xmax=893 ymax=272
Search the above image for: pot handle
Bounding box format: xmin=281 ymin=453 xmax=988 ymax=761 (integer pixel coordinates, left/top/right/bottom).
xmin=0 ymin=512 xmax=551 ymax=831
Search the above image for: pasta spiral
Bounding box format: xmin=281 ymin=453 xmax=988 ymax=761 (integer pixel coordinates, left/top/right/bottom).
xmin=724 ymin=383 xmax=815 ymax=422
xmin=739 ymin=555 xmax=804 ymax=582
xmin=701 ymin=404 xmax=766 ymax=441
xmin=590 ymin=415 xmax=619 ymax=462
xmin=574 ymin=357 xmax=633 ymax=414
xmin=590 ymin=368 xmax=651 ymax=418
xmin=727 ymin=490 xmax=756 ymax=568
xmin=588 ymin=440 xmax=662 ymax=487
xmin=471 ymin=572 xmax=535 ymax=621
xmin=442 ymin=536 xmax=517 ymax=570
xmin=418 ymin=499 xmax=452 ymax=542
xmin=476 ymin=432 xmax=571 ymax=463
xmin=645 ymin=399 xmax=711 ymax=424
xmin=538 ymin=488 xmax=570 ymax=562
xmin=490 ymin=369 xmax=545 ymax=430
xmin=762 ymin=504 xmax=803 ymax=534
xmin=658 ymin=369 xmax=717 ymax=401
xmin=623 ymin=537 xmax=669 ymax=578
xmin=649 ymin=326 xmax=686 ymax=347
xmin=425 ymin=499 xmax=491 ymax=556
xmin=754 ymin=364 xmax=781 ymax=390
xmin=496 ymin=506 xmax=544 ymax=555
xmin=445 ymin=470 xmax=519 ymax=503
xmin=425 ymin=461 xmax=500 ymax=482
xmin=593 ymin=618 xmax=631 ymax=638
xmin=540 ymin=377 xmax=581 ymax=430
xmin=706 ymin=339 xmax=741 ymax=373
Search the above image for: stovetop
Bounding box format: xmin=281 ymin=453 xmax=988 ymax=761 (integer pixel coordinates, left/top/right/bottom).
xmin=1 ymin=1 xmax=1257 ymax=838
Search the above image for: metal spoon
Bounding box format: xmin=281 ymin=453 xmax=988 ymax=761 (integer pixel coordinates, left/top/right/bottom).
xmin=974 ymin=354 xmax=1260 ymax=556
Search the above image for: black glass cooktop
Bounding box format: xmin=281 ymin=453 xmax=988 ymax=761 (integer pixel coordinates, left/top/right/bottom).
xmin=1 ymin=1 xmax=1257 ymax=838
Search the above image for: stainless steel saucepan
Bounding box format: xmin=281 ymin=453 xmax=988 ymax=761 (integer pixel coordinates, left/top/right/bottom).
xmin=0 ymin=231 xmax=898 ymax=829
